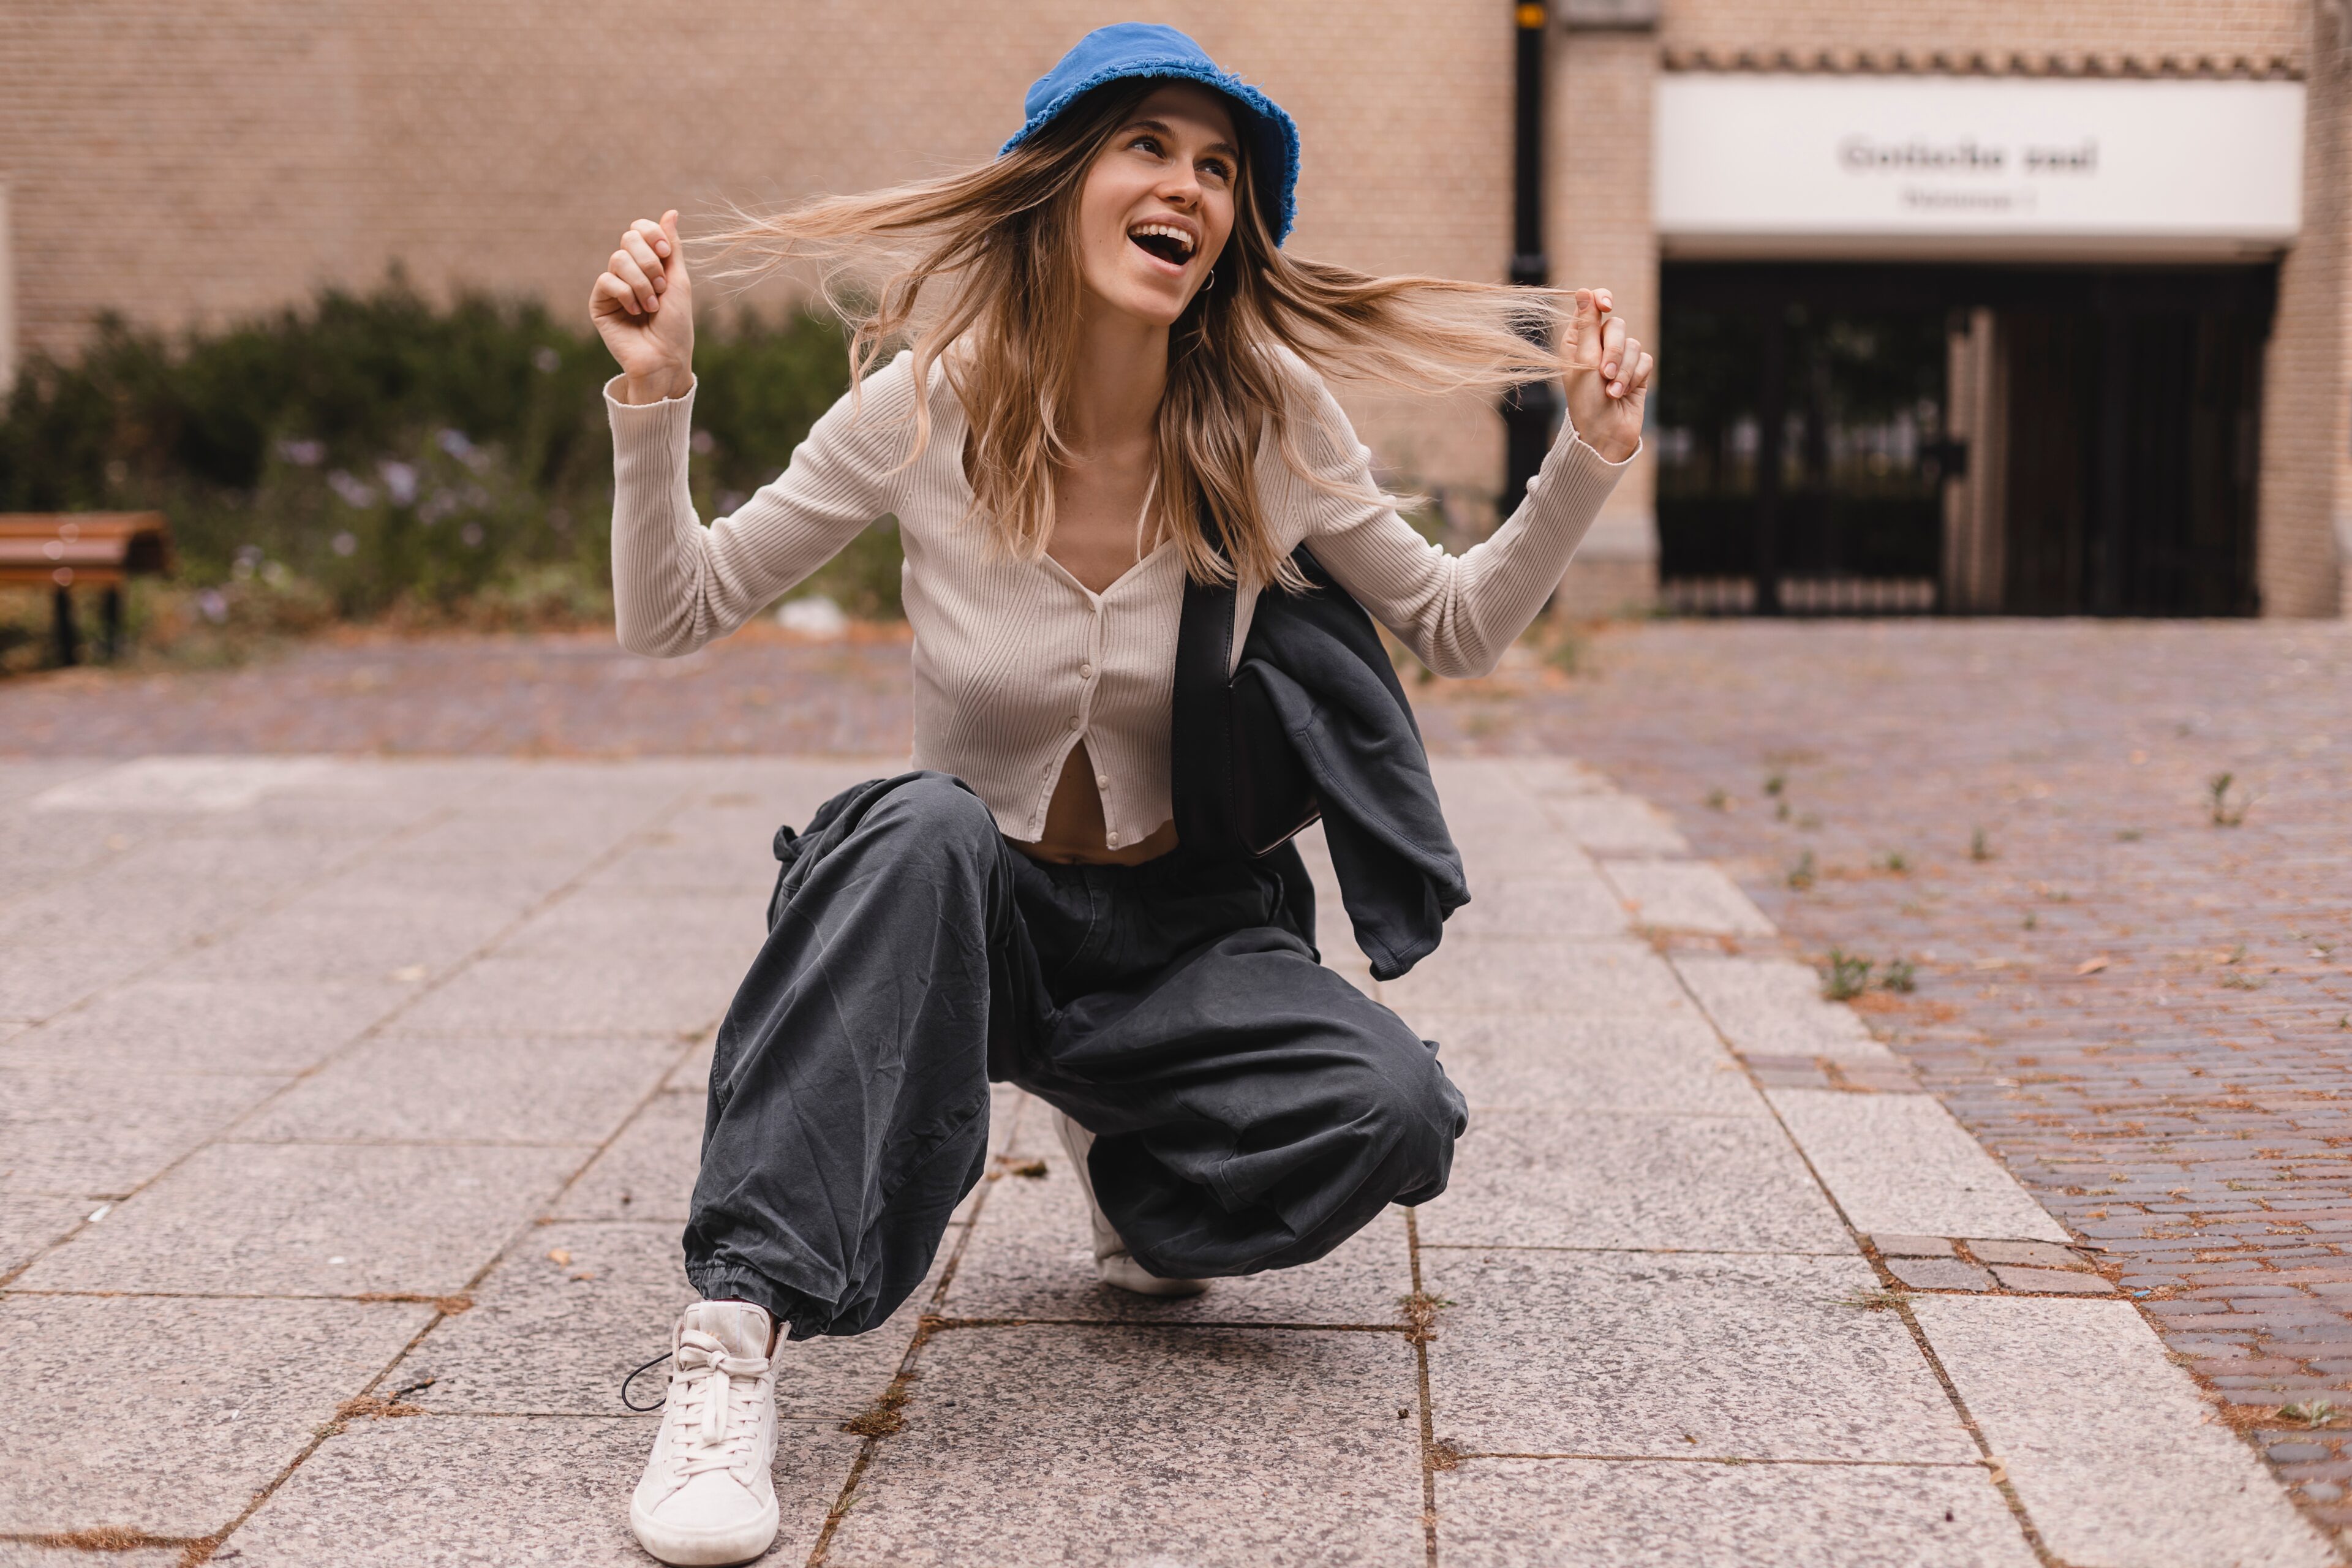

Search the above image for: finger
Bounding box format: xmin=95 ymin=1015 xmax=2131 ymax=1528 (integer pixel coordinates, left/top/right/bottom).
xmin=660 ymin=211 xmax=688 ymax=285
xmin=592 ymin=271 xmax=643 ymax=318
xmin=1567 ymin=288 xmax=1602 ymax=361
xmin=611 ymin=249 xmax=659 ymax=313
xmin=622 ymin=230 xmax=668 ymax=292
xmin=1629 ymin=350 xmax=1655 ymax=392
xmin=1609 ymin=335 xmax=1641 ymax=396
xmin=630 ymin=217 xmax=673 ymax=261
xmin=1600 ymin=318 xmax=1630 ymax=380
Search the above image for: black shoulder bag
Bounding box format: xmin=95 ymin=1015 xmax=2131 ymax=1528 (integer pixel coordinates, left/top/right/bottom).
xmin=1170 ymin=555 xmax=1322 ymax=859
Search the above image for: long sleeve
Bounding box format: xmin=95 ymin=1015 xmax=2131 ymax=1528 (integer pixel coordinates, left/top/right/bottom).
xmin=606 ymin=352 xmax=921 ymax=657
xmin=1282 ymin=373 xmax=1635 ymax=678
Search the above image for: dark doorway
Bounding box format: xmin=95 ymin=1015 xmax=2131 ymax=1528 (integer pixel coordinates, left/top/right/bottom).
xmin=1656 ymin=262 xmax=2273 ymax=616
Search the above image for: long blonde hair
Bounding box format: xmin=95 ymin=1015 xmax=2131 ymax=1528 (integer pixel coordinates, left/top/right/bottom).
xmin=706 ymin=78 xmax=1577 ymax=589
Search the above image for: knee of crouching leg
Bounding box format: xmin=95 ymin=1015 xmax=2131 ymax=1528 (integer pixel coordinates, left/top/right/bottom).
xmin=882 ymin=773 xmax=1000 ymax=854
xmin=1350 ymin=1056 xmax=1459 ymax=1177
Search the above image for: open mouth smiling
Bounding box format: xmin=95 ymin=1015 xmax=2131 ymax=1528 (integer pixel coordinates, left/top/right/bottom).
xmin=1128 ymin=221 xmax=1197 ymax=269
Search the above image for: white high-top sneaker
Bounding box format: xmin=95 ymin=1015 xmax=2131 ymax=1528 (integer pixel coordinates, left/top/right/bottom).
xmin=1052 ymin=1109 xmax=1212 ymax=1298
xmin=629 ymin=1300 xmax=780 ymax=1566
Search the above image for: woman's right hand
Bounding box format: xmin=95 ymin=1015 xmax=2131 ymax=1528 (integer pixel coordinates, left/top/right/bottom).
xmin=592 ymin=210 xmax=695 ymax=404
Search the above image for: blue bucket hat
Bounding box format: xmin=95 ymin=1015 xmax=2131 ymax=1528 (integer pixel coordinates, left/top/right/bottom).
xmin=998 ymin=23 xmax=1300 ymax=246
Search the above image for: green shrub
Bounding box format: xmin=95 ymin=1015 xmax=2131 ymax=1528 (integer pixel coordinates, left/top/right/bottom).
xmin=0 ymin=274 xmax=893 ymax=644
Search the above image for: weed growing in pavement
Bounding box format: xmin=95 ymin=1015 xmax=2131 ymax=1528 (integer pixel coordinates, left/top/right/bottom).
xmin=1776 ymin=800 xmax=1793 ymax=822
xmin=1876 ymin=850 xmax=1910 ymax=874
xmin=1822 ymin=949 xmax=1872 ymax=1001
xmin=2116 ymin=828 xmax=2144 ymax=842
xmin=2282 ymin=1400 xmax=2338 ymax=1427
xmin=1400 ymin=1291 xmax=1452 ymax=1345
xmin=1839 ymin=1287 xmax=1907 ymax=1312
xmin=2022 ymin=911 xmax=2038 ymax=931
xmin=2221 ymin=973 xmax=2263 ymax=991
xmin=1705 ymin=788 xmax=1729 ymax=812
xmin=1763 ymin=772 xmax=1786 ymax=798
xmin=2208 ymin=772 xmax=2251 ymax=827
xmin=1880 ymin=959 xmax=1917 ymax=993
xmin=1787 ymin=851 xmax=1817 ymax=891
xmin=1969 ymin=827 xmax=1994 ymax=862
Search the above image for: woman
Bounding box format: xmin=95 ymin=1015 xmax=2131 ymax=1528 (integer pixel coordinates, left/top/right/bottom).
xmin=592 ymin=23 xmax=1648 ymax=1565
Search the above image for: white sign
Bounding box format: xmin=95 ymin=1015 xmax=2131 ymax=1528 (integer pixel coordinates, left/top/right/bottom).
xmin=1654 ymin=76 xmax=2304 ymax=258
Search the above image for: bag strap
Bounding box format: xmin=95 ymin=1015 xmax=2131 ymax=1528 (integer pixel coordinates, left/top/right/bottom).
xmin=1170 ymin=562 xmax=1241 ymax=856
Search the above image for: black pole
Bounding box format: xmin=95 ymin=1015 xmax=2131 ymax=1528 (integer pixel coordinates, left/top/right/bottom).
xmin=1753 ymin=310 xmax=1787 ymax=616
xmin=1502 ymin=0 xmax=1551 ymax=502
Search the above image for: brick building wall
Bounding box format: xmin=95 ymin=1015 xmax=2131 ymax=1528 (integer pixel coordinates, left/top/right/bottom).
xmin=1 ymin=1 xmax=2342 ymax=613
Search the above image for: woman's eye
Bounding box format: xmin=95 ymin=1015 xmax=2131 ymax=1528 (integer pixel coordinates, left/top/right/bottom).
xmin=1200 ymin=160 xmax=1232 ymax=183
xmin=1130 ymin=135 xmax=1163 ymax=155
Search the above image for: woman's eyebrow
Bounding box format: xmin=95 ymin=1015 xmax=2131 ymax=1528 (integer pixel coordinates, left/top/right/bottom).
xmin=1123 ymin=117 xmax=1240 ymax=158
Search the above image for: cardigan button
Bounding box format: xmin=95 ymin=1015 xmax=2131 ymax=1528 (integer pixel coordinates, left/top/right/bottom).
xmin=1106 ymin=832 xmax=1121 ymax=848
xmin=1095 ymin=773 xmax=1110 ymax=788
xmin=1079 ymin=662 xmax=1095 ymax=679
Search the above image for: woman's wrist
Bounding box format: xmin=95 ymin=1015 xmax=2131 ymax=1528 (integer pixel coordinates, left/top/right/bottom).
xmin=619 ymin=368 xmax=693 ymax=405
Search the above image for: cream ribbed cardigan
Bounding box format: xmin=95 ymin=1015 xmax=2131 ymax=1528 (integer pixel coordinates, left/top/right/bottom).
xmin=608 ymin=350 xmax=1630 ymax=846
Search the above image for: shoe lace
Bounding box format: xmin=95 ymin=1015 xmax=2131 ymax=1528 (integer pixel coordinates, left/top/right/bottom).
xmin=662 ymin=1329 xmax=769 ymax=1479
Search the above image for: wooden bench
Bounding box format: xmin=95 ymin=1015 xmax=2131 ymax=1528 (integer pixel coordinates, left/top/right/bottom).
xmin=0 ymin=512 xmax=173 ymax=665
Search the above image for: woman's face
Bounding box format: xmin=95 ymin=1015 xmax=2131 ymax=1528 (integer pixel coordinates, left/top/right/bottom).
xmin=1072 ymin=83 xmax=1240 ymax=330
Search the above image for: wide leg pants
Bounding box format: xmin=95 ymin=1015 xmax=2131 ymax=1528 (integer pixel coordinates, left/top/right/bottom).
xmin=684 ymin=771 xmax=1468 ymax=1341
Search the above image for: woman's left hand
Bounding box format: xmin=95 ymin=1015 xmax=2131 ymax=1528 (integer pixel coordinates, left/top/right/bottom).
xmin=1560 ymin=287 xmax=1651 ymax=464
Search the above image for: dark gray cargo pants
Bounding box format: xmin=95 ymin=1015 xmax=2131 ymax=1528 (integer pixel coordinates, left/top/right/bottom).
xmin=684 ymin=771 xmax=1467 ymax=1341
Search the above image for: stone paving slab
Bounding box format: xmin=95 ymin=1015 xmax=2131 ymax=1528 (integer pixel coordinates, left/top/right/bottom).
xmin=407 ymin=1222 xmax=932 ymax=1424
xmin=0 ymin=1065 xmax=290 ymax=1197
xmin=15 ymin=1141 xmax=583 ymax=1297
xmin=1536 ymin=791 xmax=1691 ymax=856
xmin=943 ymin=1169 xmax=1415 ymax=1327
xmin=0 ymin=1197 xmax=88 ymax=1279
xmin=1440 ymin=873 xmax=1631 ymax=940
xmin=1420 ymin=1250 xmax=1975 ymax=1464
xmin=1419 ymin=1109 xmax=1849 ymax=1253
xmin=549 ymin=1088 xmax=705 ymax=1223
xmin=1414 ymin=1010 xmax=1763 ymax=1117
xmin=1912 ymin=1295 xmax=2335 ymax=1567
xmin=227 ymin=1415 xmax=859 ymax=1567
xmin=1437 ymin=1458 xmax=2034 ymax=1568
xmin=1382 ymin=935 xmax=1698 ymax=1018
xmin=236 ymin=1033 xmax=680 ymax=1145
xmin=1670 ymin=954 xmax=1891 ymax=1061
xmin=0 ymin=977 xmax=412 ymax=1074
xmin=1598 ymin=858 xmax=1776 ymax=935
xmin=393 ymin=954 xmax=738 ymax=1038
xmin=0 ymin=1293 xmax=436 ymax=1536
xmin=823 ymin=1325 xmax=1426 ymax=1568
xmin=1765 ymin=1089 xmax=2073 ymax=1245
xmin=0 ymin=1545 xmax=185 ymax=1567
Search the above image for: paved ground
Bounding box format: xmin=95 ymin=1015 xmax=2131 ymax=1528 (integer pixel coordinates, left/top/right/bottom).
xmin=0 ymin=750 xmax=2332 ymax=1565
xmin=1406 ymin=618 xmax=2352 ymax=1531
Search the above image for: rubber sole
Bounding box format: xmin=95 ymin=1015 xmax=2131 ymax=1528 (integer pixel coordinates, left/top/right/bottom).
xmin=628 ymin=1498 xmax=780 ymax=1567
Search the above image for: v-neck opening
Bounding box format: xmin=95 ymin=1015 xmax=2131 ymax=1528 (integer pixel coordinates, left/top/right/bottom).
xmin=941 ymin=368 xmax=1173 ymax=600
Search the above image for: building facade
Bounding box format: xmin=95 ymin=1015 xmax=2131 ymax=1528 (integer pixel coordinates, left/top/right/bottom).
xmin=3 ymin=0 xmax=2344 ymax=616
